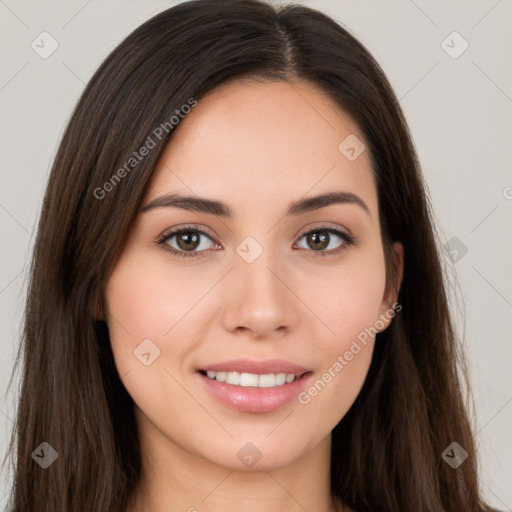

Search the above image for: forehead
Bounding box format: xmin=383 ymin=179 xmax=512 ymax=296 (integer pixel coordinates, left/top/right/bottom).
xmin=145 ymin=79 xmax=377 ymax=217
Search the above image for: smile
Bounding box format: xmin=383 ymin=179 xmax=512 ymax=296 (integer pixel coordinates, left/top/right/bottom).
xmin=200 ymin=370 xmax=300 ymax=388
xmin=197 ymin=370 xmax=313 ymax=413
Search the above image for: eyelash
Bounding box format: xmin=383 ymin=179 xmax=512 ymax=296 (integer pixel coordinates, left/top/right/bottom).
xmin=156 ymin=224 xmax=355 ymax=259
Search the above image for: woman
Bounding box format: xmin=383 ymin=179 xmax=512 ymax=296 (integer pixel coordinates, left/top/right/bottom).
xmin=3 ymin=0 xmax=499 ymax=511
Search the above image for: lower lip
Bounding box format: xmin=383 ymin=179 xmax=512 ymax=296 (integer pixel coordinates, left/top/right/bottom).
xmin=197 ymin=371 xmax=313 ymax=413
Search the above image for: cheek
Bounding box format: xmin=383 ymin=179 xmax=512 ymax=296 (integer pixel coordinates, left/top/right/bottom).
xmin=103 ymin=253 xmax=213 ymax=429
xmin=103 ymin=248 xmax=228 ymax=415
xmin=299 ymin=244 xmax=387 ymax=347
xmin=293 ymin=247 xmax=386 ymax=414
xmin=105 ymin=250 xmax=217 ymax=350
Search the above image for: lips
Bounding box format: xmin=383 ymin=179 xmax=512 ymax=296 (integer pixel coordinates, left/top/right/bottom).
xmin=198 ymin=358 xmax=310 ymax=376
xmin=195 ymin=358 xmax=313 ymax=413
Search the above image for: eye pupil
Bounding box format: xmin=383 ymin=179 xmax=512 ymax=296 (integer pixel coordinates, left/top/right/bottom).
xmin=307 ymin=231 xmax=329 ymax=251
xmin=177 ymin=231 xmax=200 ymax=251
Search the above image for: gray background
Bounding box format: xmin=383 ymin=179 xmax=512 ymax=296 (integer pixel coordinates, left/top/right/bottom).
xmin=0 ymin=0 xmax=511 ymax=509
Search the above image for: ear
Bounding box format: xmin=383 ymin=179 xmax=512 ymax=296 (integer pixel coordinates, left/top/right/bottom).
xmin=377 ymin=241 xmax=404 ymax=331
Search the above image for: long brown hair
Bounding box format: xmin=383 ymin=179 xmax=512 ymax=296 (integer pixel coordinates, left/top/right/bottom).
xmin=3 ymin=1 xmax=492 ymax=510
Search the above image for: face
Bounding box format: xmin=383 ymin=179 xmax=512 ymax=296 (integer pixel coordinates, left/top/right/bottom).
xmin=104 ymin=78 xmax=403 ymax=471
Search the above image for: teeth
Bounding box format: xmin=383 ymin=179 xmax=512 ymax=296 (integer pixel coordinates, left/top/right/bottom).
xmin=204 ymin=370 xmax=299 ymax=387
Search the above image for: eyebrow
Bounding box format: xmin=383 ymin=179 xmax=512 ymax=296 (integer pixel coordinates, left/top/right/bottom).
xmin=141 ymin=190 xmax=371 ymax=218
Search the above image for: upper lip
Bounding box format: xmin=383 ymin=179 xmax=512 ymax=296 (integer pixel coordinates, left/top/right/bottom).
xmin=198 ymin=358 xmax=311 ymax=376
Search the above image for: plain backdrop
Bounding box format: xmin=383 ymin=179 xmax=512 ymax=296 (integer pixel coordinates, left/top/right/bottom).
xmin=0 ymin=0 xmax=511 ymax=509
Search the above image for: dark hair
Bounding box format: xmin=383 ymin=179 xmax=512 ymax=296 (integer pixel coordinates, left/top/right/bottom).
xmin=3 ymin=1 xmax=492 ymax=511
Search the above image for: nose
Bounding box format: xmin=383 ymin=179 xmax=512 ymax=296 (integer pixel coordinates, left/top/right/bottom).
xmin=220 ymin=248 xmax=299 ymax=340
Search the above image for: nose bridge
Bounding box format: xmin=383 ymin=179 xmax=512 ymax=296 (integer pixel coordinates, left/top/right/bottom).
xmin=221 ymin=234 xmax=298 ymax=336
xmin=236 ymin=235 xmax=285 ymax=306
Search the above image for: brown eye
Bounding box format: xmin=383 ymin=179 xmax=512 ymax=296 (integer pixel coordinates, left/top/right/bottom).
xmin=175 ymin=231 xmax=201 ymax=251
xmin=158 ymin=227 xmax=219 ymax=258
xmin=295 ymin=226 xmax=353 ymax=256
xmin=305 ymin=231 xmax=330 ymax=251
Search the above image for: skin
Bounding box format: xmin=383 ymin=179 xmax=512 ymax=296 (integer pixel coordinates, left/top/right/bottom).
xmin=104 ymin=78 xmax=404 ymax=512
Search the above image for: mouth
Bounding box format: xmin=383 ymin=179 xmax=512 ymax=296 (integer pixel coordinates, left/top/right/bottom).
xmin=195 ymin=361 xmax=314 ymax=413
xmin=198 ymin=369 xmax=310 ymax=388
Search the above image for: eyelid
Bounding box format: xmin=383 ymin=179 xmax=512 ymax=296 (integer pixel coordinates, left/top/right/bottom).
xmin=295 ymin=222 xmax=353 ymax=240
xmin=158 ymin=224 xmax=218 ymax=243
